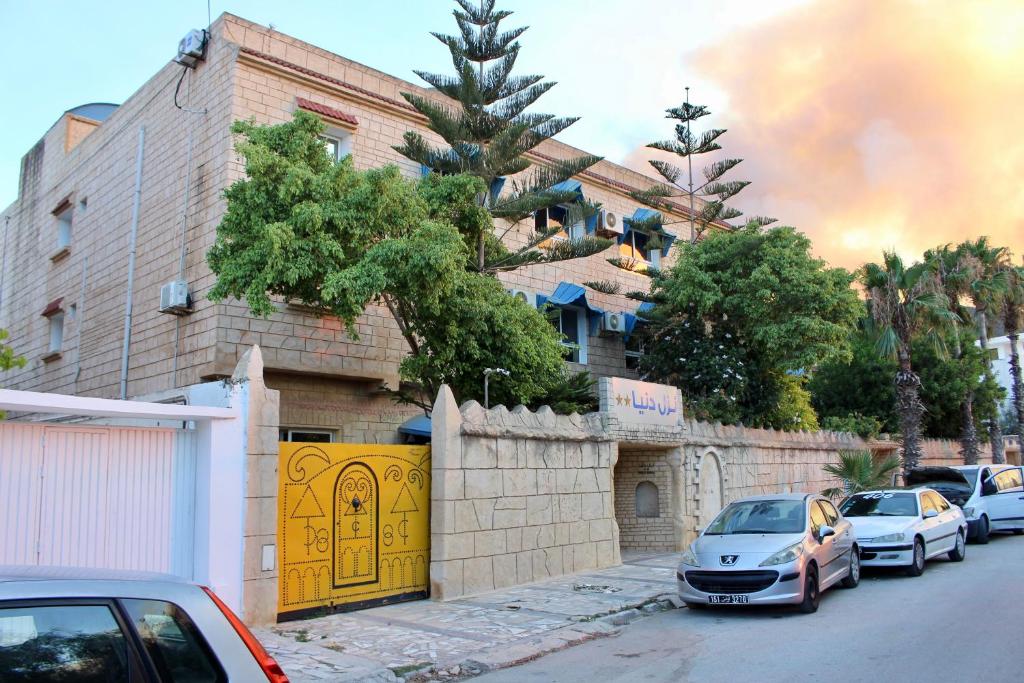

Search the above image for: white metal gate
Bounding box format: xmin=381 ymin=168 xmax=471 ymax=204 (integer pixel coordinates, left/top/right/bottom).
xmin=0 ymin=423 xmax=197 ymax=577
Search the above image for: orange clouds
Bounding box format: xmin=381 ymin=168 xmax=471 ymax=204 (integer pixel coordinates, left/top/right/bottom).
xmin=624 ymin=0 xmax=1024 ymax=270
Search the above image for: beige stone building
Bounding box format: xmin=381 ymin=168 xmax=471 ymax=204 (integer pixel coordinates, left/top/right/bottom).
xmin=0 ymin=13 xmax=708 ymax=445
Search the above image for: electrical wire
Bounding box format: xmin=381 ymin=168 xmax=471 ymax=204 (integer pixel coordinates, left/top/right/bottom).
xmin=173 ymin=66 xmax=189 ymax=110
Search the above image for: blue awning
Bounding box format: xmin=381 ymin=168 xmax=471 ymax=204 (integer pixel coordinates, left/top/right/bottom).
xmin=537 ymin=282 xmax=605 ymax=336
xmin=398 ymin=415 xmax=431 ymax=438
xmin=618 ymin=208 xmax=677 ymax=257
xmin=550 ymin=179 xmax=583 ymax=198
xmin=624 ymin=302 xmax=656 ymax=339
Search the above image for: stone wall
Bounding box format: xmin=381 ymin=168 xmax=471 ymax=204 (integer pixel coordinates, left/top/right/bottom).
xmin=869 ymin=436 xmax=1022 ymax=468
xmin=429 ymin=386 xmax=618 ymax=600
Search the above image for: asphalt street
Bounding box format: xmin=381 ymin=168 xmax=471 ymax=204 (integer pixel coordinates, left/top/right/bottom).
xmin=477 ymin=532 xmax=1024 ymax=682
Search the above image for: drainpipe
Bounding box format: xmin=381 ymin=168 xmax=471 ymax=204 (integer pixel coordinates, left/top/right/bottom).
xmin=120 ymin=126 xmax=146 ymax=400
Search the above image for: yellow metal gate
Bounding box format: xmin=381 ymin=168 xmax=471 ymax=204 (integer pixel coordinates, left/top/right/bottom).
xmin=278 ymin=443 xmax=430 ymax=619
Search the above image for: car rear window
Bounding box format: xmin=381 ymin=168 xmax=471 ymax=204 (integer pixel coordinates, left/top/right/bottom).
xmin=121 ymin=599 xmax=225 ymax=682
xmin=840 ymin=492 xmax=919 ymax=517
xmin=0 ymin=603 xmax=129 ymax=682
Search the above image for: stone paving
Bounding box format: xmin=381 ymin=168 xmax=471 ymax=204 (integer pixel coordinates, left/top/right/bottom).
xmin=254 ymin=551 xmax=683 ymax=682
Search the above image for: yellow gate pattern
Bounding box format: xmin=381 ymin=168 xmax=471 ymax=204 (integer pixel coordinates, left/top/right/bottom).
xmin=278 ymin=443 xmax=430 ymax=619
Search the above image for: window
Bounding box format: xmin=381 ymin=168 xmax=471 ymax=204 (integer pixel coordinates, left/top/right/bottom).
xmin=55 ymin=204 xmax=73 ymax=250
xmin=622 ymin=229 xmax=664 ymax=264
xmin=635 ymin=481 xmax=660 ymax=518
xmin=553 ymin=306 xmax=587 ymax=363
xmin=994 ymin=468 xmax=1023 ymax=493
xmin=809 ymin=500 xmax=827 ymax=535
xmin=0 ymin=603 xmax=129 ymax=682
xmin=319 ymin=130 xmax=353 ymax=163
xmin=47 ymin=312 xmax=64 ymax=355
xmin=929 ymin=493 xmax=951 ymax=512
xmin=840 ymin=492 xmax=918 ymax=517
xmin=279 ymin=428 xmax=334 ymax=443
xmin=121 ymin=599 xmax=225 ymax=682
xmin=920 ymin=493 xmax=937 ymax=515
xmin=705 ymin=500 xmax=806 ymax=535
xmin=624 ymin=326 xmax=647 ymax=371
xmin=987 ymin=348 xmax=1000 ymax=361
xmin=817 ymin=500 xmax=840 ymax=527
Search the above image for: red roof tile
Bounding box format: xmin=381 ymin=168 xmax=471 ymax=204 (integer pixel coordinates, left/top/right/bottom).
xmin=295 ymin=96 xmax=359 ymax=127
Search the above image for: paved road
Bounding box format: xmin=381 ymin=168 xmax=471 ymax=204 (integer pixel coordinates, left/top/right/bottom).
xmin=478 ymin=533 xmax=1024 ymax=682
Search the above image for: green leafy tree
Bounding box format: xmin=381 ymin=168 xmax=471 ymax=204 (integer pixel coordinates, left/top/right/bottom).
xmin=208 ymin=112 xmax=574 ymax=411
xmin=0 ymin=329 xmax=25 ymax=373
xmin=394 ymin=0 xmax=611 ymax=271
xmin=1002 ymin=263 xmax=1024 ymax=434
xmin=822 ymin=450 xmax=901 ymax=500
xmin=959 ymin=238 xmax=1011 ymax=462
xmin=641 ymin=224 xmax=860 ymax=429
xmin=924 ymin=244 xmax=981 ymax=463
xmin=630 ymin=89 xmax=774 ymax=244
xmin=0 ymin=329 xmax=25 ymax=419
xmin=861 ymin=252 xmax=956 ymax=474
xmin=809 ymin=326 xmax=899 ymax=435
xmin=913 ymin=328 xmax=1003 ymax=440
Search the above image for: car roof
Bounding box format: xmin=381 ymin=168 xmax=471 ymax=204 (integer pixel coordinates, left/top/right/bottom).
xmin=0 ymin=565 xmax=188 ymax=584
xmin=731 ymin=493 xmax=811 ymax=503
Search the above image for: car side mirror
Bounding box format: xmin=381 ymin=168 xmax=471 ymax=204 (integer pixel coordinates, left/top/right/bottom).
xmin=818 ymin=525 xmax=835 ymax=542
xmin=923 ymin=509 xmax=938 ymax=519
xmin=982 ymin=479 xmax=997 ymax=496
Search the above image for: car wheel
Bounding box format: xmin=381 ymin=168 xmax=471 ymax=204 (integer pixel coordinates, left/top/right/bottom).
xmin=905 ymin=538 xmax=926 ymax=577
xmin=799 ymin=567 xmax=820 ymax=614
xmin=947 ymin=530 xmax=966 ymax=562
xmin=976 ymin=516 xmax=990 ymax=544
xmin=840 ymin=548 xmax=861 ymax=588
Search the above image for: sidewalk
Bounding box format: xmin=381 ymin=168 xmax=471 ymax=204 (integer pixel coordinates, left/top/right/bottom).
xmin=254 ymin=551 xmax=683 ymax=682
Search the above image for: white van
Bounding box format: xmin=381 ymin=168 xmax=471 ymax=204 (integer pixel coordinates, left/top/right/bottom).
xmin=906 ymin=465 xmax=1024 ymax=543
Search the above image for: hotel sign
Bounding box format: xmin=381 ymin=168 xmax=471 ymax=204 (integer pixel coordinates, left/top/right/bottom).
xmin=603 ymin=377 xmax=683 ymax=426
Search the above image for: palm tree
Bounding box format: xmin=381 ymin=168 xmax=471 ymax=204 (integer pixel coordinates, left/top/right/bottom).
xmin=924 ymin=244 xmax=979 ymax=464
xmin=1002 ymin=262 xmax=1024 ymax=435
xmin=822 ymin=450 xmax=902 ymax=499
xmin=959 ymin=238 xmax=1011 ymax=463
xmin=861 ymin=252 xmax=955 ymax=474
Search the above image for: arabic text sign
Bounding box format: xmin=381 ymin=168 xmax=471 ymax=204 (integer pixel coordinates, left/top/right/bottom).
xmin=605 ymin=377 xmax=682 ymax=426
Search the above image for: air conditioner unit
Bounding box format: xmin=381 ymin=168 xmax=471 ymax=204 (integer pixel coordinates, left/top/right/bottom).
xmin=175 ymin=29 xmax=208 ymax=68
xmin=603 ymin=310 xmax=628 ymax=334
xmin=508 ymin=289 xmax=537 ymax=307
xmin=595 ymin=210 xmax=623 ymax=236
xmin=159 ymin=280 xmax=192 ymax=315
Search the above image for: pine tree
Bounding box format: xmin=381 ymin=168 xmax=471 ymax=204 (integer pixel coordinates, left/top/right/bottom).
xmin=631 ymin=88 xmax=774 ymax=244
xmin=395 ymin=0 xmax=612 ymax=271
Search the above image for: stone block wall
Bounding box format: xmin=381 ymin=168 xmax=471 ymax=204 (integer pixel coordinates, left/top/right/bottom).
xmin=429 ymin=386 xmax=619 ymax=600
xmin=614 ymin=448 xmax=677 ymax=551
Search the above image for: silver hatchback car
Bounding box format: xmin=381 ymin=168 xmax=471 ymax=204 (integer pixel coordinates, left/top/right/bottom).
xmin=677 ymin=493 xmax=860 ymax=613
xmin=0 ymin=566 xmax=288 ymax=682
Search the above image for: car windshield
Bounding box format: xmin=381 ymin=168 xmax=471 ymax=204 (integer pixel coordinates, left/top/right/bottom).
xmin=839 ymin=492 xmax=918 ymax=517
xmin=704 ymin=500 xmax=805 ymax=535
xmin=958 ymin=469 xmax=979 ymax=489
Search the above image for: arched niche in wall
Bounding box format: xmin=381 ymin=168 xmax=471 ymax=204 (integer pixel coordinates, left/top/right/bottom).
xmin=698 ymin=451 xmax=725 ymax=529
xmin=635 ymin=481 xmax=660 ymax=518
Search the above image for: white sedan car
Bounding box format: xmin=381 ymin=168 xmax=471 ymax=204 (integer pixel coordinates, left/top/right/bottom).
xmin=838 ymin=488 xmax=967 ymax=576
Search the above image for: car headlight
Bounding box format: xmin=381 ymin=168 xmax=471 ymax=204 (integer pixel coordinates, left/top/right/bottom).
xmin=962 ymin=507 xmax=975 ymax=519
xmin=759 ymin=541 xmax=804 ymax=567
xmin=870 ymin=532 xmax=906 ymax=543
xmin=680 ymin=547 xmax=700 ymax=567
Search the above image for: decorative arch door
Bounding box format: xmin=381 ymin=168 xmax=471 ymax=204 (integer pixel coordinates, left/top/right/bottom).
xmin=334 ymin=462 xmax=378 ymax=588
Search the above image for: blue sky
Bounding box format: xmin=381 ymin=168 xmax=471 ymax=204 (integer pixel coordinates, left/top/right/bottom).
xmin=0 ymin=0 xmax=802 ymax=210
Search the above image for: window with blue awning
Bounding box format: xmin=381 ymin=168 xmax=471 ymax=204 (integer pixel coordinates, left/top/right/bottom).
xmin=618 ymin=208 xmax=677 ymax=257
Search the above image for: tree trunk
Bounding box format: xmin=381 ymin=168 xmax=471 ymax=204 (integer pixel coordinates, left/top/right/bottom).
xmin=959 ymin=392 xmax=980 ymax=465
xmin=1008 ymin=330 xmax=1023 ymax=434
xmin=894 ymin=351 xmax=925 ymax=475
xmin=976 ymin=310 xmax=1006 ymax=463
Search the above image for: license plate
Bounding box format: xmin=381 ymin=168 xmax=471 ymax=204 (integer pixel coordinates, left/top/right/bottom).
xmin=709 ymin=594 xmax=748 ymax=604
